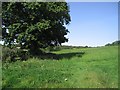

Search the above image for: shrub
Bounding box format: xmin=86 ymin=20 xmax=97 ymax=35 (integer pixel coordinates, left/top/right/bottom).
xmin=2 ymin=47 xmax=13 ymax=61
xmin=45 ymin=46 xmax=61 ymax=52
xmin=2 ymin=46 xmax=29 ymax=62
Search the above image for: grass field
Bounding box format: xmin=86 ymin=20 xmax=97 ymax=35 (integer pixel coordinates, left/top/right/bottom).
xmin=2 ymin=46 xmax=118 ymax=88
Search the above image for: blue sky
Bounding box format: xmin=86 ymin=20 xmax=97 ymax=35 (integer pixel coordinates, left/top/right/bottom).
xmin=62 ymin=2 xmax=118 ymax=47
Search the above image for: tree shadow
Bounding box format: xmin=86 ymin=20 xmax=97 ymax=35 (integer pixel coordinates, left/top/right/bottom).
xmin=58 ymin=52 xmax=85 ymax=59
xmin=37 ymin=52 xmax=85 ymax=60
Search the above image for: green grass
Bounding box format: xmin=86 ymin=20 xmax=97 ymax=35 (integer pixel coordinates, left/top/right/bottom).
xmin=2 ymin=46 xmax=118 ymax=88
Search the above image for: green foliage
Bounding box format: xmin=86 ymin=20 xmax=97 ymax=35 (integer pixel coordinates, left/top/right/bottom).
xmin=105 ymin=40 xmax=120 ymax=46
xmin=2 ymin=46 xmax=29 ymax=62
xmin=2 ymin=46 xmax=16 ymax=61
xmin=2 ymin=2 xmax=71 ymax=53
xmin=2 ymin=46 xmax=118 ymax=88
xmin=45 ymin=46 xmax=61 ymax=52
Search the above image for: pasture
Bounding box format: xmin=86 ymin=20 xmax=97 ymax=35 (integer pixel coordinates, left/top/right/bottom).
xmin=2 ymin=46 xmax=118 ymax=88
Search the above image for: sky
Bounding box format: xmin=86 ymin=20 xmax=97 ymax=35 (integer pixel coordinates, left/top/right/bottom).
xmin=62 ymin=2 xmax=118 ymax=47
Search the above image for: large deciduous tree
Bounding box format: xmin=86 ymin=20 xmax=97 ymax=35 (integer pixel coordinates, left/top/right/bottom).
xmin=2 ymin=2 xmax=71 ymax=54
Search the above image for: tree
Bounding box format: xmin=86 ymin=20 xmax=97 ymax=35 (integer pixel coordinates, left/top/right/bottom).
xmin=105 ymin=40 xmax=120 ymax=46
xmin=2 ymin=2 xmax=71 ymax=54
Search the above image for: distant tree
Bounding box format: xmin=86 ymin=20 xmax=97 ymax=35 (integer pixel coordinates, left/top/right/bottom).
xmin=2 ymin=2 xmax=71 ymax=54
xmin=85 ymin=46 xmax=88 ymax=48
xmin=105 ymin=43 xmax=111 ymax=46
xmin=111 ymin=40 xmax=120 ymax=45
xmin=105 ymin=40 xmax=120 ymax=46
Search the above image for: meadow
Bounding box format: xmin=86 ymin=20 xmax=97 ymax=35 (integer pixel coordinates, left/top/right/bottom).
xmin=2 ymin=46 xmax=118 ymax=88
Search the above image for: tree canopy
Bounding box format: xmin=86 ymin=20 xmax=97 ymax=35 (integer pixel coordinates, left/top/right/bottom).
xmin=2 ymin=2 xmax=71 ymax=54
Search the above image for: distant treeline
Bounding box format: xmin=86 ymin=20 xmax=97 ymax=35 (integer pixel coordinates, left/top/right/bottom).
xmin=105 ymin=40 xmax=120 ymax=46
xmin=61 ymin=45 xmax=90 ymax=49
xmin=45 ymin=45 xmax=90 ymax=52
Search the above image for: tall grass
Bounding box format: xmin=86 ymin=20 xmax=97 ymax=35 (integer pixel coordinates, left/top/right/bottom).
xmin=2 ymin=46 xmax=118 ymax=88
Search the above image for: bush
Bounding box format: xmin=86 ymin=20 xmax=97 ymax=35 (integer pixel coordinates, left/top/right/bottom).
xmin=44 ymin=46 xmax=61 ymax=52
xmin=2 ymin=47 xmax=14 ymax=61
xmin=2 ymin=46 xmax=29 ymax=62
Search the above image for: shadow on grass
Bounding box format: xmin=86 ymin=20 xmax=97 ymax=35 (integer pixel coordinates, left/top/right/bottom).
xmin=36 ymin=52 xmax=85 ymax=60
